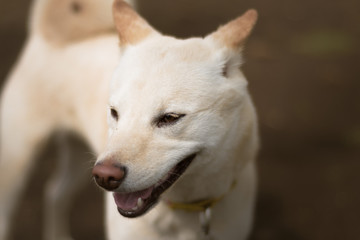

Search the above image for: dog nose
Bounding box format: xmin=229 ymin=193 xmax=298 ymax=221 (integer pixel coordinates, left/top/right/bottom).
xmin=92 ymin=161 xmax=126 ymax=191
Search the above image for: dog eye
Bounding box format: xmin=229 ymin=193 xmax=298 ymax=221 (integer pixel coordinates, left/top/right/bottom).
xmin=110 ymin=108 xmax=119 ymax=121
xmin=156 ymin=113 xmax=185 ymax=128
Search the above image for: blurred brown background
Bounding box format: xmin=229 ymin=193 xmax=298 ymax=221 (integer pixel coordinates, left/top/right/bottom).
xmin=1 ymin=0 xmax=359 ymax=239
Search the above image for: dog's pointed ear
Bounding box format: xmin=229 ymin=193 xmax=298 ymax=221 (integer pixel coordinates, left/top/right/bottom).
xmin=113 ymin=0 xmax=157 ymax=45
xmin=206 ymin=10 xmax=258 ymax=78
xmin=206 ymin=9 xmax=258 ymax=50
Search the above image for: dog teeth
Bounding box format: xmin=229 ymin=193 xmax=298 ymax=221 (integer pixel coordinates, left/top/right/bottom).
xmin=137 ymin=197 xmax=144 ymax=208
xmin=132 ymin=206 xmax=138 ymax=211
xmin=131 ymin=198 xmax=143 ymax=211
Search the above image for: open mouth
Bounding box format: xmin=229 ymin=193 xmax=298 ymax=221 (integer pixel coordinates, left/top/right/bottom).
xmin=113 ymin=153 xmax=196 ymax=218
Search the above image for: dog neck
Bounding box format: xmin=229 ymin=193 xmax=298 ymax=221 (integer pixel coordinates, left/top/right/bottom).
xmin=165 ymin=179 xmax=237 ymax=212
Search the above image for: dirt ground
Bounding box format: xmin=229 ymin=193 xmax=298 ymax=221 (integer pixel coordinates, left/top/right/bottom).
xmin=1 ymin=0 xmax=359 ymax=239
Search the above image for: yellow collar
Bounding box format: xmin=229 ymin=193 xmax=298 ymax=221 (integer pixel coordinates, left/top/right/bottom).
xmin=166 ymin=180 xmax=237 ymax=212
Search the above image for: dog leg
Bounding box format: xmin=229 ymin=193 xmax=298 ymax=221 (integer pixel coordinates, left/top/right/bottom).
xmin=43 ymin=132 xmax=89 ymax=240
xmin=0 ymin=82 xmax=56 ymax=240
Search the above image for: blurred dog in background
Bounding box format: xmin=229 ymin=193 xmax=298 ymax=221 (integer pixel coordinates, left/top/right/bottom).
xmin=0 ymin=0 xmax=132 ymax=239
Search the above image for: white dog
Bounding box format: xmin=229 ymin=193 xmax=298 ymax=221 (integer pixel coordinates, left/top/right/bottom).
xmin=0 ymin=0 xmax=258 ymax=239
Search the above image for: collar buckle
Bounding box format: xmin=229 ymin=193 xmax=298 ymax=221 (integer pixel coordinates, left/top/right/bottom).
xmin=166 ymin=180 xmax=237 ymax=239
xmin=199 ymin=207 xmax=212 ymax=239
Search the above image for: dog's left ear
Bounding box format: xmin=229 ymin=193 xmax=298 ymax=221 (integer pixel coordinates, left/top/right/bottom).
xmin=113 ymin=0 xmax=158 ymax=46
xmin=205 ymin=10 xmax=258 ymax=78
xmin=206 ymin=9 xmax=258 ymax=50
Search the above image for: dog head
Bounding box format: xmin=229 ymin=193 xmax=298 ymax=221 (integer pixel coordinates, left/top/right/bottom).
xmin=31 ymin=0 xmax=121 ymax=44
xmin=93 ymin=0 xmax=257 ymax=218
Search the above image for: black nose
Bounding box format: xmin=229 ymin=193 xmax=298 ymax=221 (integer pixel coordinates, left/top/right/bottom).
xmin=92 ymin=160 xmax=126 ymax=191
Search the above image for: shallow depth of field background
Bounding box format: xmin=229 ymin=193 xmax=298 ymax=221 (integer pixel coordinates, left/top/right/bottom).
xmin=0 ymin=0 xmax=359 ymax=239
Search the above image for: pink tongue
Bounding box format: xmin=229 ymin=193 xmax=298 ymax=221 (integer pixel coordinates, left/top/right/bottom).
xmin=113 ymin=187 xmax=154 ymax=210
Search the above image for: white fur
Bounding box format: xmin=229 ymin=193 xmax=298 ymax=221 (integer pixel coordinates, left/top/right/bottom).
xmin=99 ymin=9 xmax=259 ymax=238
xmin=0 ymin=0 xmax=258 ymax=240
xmin=0 ymin=1 xmax=132 ymax=239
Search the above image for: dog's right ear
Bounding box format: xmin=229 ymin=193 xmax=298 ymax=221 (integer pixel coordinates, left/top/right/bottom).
xmin=113 ymin=0 xmax=158 ymax=46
